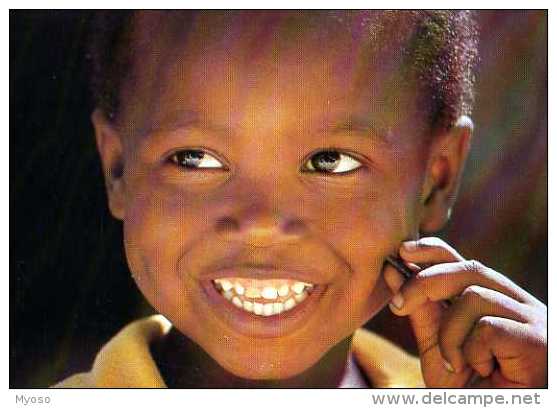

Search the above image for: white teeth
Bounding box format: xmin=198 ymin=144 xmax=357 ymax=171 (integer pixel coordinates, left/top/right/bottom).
xmin=245 ymin=287 xmax=262 ymax=299
xmin=243 ymin=300 xmax=253 ymax=312
xmin=263 ymin=303 xmax=274 ymax=316
xmin=292 ymin=282 xmax=306 ymax=294
xmin=294 ymin=291 xmax=308 ymax=303
xmin=261 ymin=286 xmax=278 ymax=300
xmin=232 ymin=296 xmax=243 ymax=308
xmin=253 ymin=302 xmax=263 ymax=315
xmin=278 ymin=284 xmax=290 ymax=297
xmin=220 ymin=279 xmax=233 ymax=292
xmin=273 ymin=302 xmax=284 ymax=314
xmin=213 ymin=278 xmax=318 ymax=317
xmin=283 ymin=297 xmax=296 ymax=311
xmin=234 ymin=282 xmax=245 ymax=296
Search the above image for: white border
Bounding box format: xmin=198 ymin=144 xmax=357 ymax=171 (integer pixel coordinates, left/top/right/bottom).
xmin=3 ymin=1 xmax=555 ymax=10
xmin=5 ymin=4 xmax=553 ymax=408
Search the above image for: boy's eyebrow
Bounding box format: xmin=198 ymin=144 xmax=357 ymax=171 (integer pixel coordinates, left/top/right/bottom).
xmin=321 ymin=116 xmax=393 ymax=147
xmin=147 ymin=110 xmax=392 ymax=147
xmin=150 ymin=110 xmax=228 ymax=134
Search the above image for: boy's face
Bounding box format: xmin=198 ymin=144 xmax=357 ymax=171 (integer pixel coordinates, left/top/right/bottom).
xmin=96 ymin=13 xmax=465 ymax=380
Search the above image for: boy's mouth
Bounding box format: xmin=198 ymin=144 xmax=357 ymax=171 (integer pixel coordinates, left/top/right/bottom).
xmin=199 ymin=263 xmax=329 ymax=338
xmin=212 ymin=278 xmax=314 ymax=317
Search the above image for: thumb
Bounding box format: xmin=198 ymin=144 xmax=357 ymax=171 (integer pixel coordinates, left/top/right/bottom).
xmin=406 ymin=300 xmax=443 ymax=359
xmin=384 ymin=255 xmax=445 ymax=364
xmin=406 ymin=299 xmax=476 ymax=386
xmin=383 ymin=259 xmax=445 ymax=356
xmin=385 ymin=260 xmax=464 ymax=383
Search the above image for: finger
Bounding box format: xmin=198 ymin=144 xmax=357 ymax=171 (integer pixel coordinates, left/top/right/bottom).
xmin=383 ymin=263 xmax=406 ymax=295
xmin=417 ymin=336 xmax=477 ymax=387
xmin=384 ymin=259 xmax=421 ymax=310
xmin=437 ymin=286 xmax=529 ymax=373
xmin=386 ymin=262 xmax=445 ymax=359
xmin=406 ymin=297 xmax=444 ymax=357
xmin=390 ymin=260 xmax=531 ymax=317
xmin=400 ymin=237 xmax=465 ymax=264
xmin=388 ymin=269 xmax=468 ymax=382
xmin=461 ymin=316 xmax=545 ymax=387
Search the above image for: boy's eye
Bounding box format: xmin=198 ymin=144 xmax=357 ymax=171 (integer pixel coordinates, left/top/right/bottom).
xmin=303 ymin=150 xmax=363 ymax=174
xmin=169 ymin=149 xmax=224 ymax=169
xmin=167 ymin=148 xmax=363 ymax=174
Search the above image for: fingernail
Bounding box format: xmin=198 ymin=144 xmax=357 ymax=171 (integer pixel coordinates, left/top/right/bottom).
xmin=390 ymin=293 xmax=404 ymax=309
xmin=401 ymin=241 xmax=418 ymax=252
xmin=442 ymin=359 xmax=455 ymax=373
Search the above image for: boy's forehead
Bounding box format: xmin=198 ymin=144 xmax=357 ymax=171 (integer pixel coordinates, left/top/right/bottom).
xmin=119 ymin=12 xmax=424 ymax=141
xmin=129 ymin=11 xmax=399 ymax=50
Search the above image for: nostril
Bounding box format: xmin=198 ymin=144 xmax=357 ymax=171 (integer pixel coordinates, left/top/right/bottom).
xmin=215 ymin=216 xmax=240 ymax=234
xmin=282 ymin=218 xmax=307 ymax=236
xmin=214 ymin=213 xmax=306 ymax=246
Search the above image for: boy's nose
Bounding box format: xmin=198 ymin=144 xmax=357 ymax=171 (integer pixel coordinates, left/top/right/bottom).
xmin=214 ymin=206 xmax=307 ymax=248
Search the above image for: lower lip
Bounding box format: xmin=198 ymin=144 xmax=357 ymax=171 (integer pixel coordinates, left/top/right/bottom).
xmin=200 ymin=279 xmax=328 ymax=339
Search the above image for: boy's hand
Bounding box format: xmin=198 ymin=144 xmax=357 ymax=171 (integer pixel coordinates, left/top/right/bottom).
xmin=383 ymin=237 xmax=547 ymax=388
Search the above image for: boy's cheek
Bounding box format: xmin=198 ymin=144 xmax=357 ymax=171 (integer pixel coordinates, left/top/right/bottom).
xmin=328 ymin=189 xmax=422 ymax=310
xmin=120 ymin=186 xmax=199 ymax=298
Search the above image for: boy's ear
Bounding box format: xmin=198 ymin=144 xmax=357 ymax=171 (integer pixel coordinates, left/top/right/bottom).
xmin=92 ymin=109 xmax=127 ymax=221
xmin=419 ymin=115 xmax=474 ymax=233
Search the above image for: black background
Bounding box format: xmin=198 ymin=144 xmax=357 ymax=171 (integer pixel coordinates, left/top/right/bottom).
xmin=11 ymin=11 xmax=156 ymax=388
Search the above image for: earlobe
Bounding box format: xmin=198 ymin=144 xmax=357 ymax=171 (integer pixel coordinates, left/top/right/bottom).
xmin=91 ymin=109 xmax=127 ymax=220
xmin=419 ymin=115 xmax=473 ymax=233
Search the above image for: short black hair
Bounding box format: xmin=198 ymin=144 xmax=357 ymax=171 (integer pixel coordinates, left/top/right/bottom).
xmin=87 ymin=10 xmax=478 ymax=131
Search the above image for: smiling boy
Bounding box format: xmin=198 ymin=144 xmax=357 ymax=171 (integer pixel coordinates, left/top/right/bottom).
xmin=53 ymin=10 xmax=546 ymax=388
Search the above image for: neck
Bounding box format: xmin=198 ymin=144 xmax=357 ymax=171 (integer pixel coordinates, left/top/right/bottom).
xmin=151 ymin=328 xmax=369 ymax=388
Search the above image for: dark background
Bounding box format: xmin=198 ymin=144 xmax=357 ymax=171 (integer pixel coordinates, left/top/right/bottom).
xmin=11 ymin=10 xmax=547 ymax=388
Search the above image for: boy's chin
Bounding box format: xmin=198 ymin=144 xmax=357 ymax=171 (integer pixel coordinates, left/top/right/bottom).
xmin=223 ymin=362 xmax=318 ymax=381
xmin=227 ymin=364 xmax=300 ymax=381
xmin=208 ymin=340 xmax=333 ymax=381
xmin=218 ymin=353 xmax=318 ymax=381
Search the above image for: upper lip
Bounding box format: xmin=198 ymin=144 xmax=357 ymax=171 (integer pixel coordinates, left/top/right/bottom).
xmin=200 ymin=262 xmax=327 ymax=285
